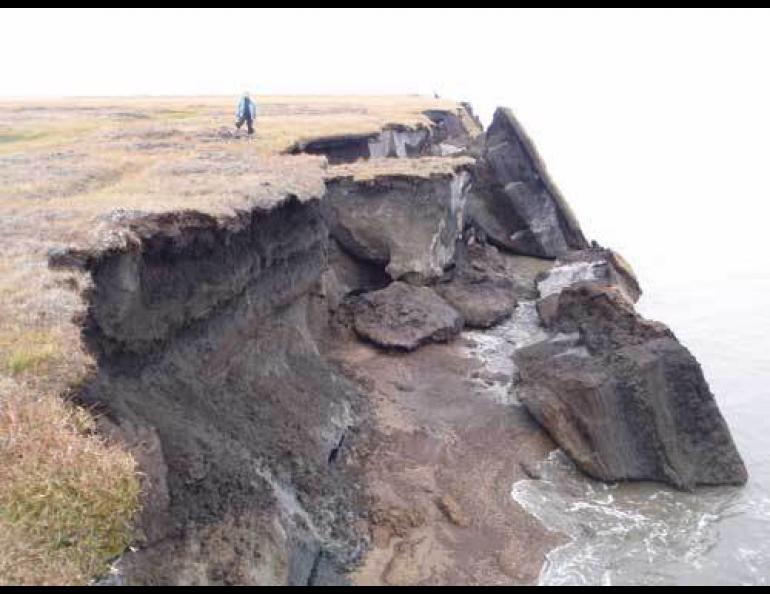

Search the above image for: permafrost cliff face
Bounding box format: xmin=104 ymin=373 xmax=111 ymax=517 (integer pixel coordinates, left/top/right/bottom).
xmin=70 ymin=199 xmax=363 ymax=584
xmin=54 ymin=104 xmax=747 ymax=585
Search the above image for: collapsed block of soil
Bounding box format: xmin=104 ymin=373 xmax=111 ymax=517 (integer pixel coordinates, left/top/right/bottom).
xmin=516 ymin=281 xmax=748 ymax=490
xmin=323 ymin=170 xmax=470 ymax=284
xmin=351 ymin=282 xmax=463 ymax=351
xmin=434 ymin=243 xmax=518 ymax=329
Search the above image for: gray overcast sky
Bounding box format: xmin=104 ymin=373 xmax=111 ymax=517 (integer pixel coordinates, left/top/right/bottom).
xmin=3 ymin=8 xmax=770 ymax=290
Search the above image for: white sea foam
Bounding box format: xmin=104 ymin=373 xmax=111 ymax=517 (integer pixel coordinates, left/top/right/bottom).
xmin=510 ymin=451 xmax=769 ymax=585
xmin=461 ymin=301 xmax=548 ymax=405
xmin=537 ymin=261 xmax=602 ymax=298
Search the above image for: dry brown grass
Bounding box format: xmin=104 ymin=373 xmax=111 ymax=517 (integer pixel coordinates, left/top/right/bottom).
xmin=0 ymin=94 xmax=468 ymax=584
xmin=0 ymin=94 xmax=459 ymax=156
xmin=0 ymin=95 xmax=465 ymax=240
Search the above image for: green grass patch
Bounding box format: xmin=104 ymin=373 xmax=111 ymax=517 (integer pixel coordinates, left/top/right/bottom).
xmin=0 ymin=389 xmax=141 ymax=585
xmin=2 ymin=331 xmax=61 ymax=377
xmin=156 ymin=109 xmax=199 ymax=121
xmin=0 ymin=132 xmax=47 ymax=145
xmin=6 ymin=345 xmax=57 ymax=376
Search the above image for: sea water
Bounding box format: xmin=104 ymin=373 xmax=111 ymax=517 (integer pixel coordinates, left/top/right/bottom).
xmin=510 ymin=234 xmax=770 ymax=585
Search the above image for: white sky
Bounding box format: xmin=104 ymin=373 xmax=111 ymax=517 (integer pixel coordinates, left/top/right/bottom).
xmin=3 ymin=8 xmax=770 ymax=292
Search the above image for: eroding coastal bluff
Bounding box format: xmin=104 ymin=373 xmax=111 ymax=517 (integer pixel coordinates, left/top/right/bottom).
xmin=1 ymin=96 xmax=746 ymax=585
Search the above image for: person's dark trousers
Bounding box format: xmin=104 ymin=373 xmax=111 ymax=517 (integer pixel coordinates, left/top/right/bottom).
xmin=236 ymin=116 xmax=254 ymax=135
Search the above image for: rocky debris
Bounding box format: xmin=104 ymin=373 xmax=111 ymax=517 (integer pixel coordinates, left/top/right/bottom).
xmin=536 ymin=248 xmax=643 ymax=327
xmin=466 ymin=107 xmax=588 ymax=258
xmin=350 ymin=282 xmax=463 ymax=351
xmin=435 ymin=495 xmax=471 ymax=528
xmin=515 ymin=280 xmax=748 ymax=490
xmin=322 ymin=170 xmax=471 ymax=284
xmin=434 ymin=242 xmax=518 ymax=328
xmin=538 ymin=280 xmax=663 ymax=351
xmin=557 ymin=246 xmax=642 ymax=302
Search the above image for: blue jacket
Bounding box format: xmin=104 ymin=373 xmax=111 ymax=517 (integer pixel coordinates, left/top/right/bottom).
xmin=236 ymin=96 xmax=257 ymax=120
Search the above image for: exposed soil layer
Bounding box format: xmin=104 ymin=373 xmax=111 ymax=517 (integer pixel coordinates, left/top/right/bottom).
xmin=287 ymin=107 xmax=480 ymax=164
xmin=327 ymin=254 xmax=562 ymax=585
xmin=76 ymin=198 xmax=370 ymax=585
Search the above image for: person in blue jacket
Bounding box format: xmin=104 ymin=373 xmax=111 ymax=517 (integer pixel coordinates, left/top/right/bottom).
xmin=235 ymin=92 xmax=258 ymax=135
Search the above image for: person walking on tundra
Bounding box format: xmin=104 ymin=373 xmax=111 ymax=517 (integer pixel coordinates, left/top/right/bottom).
xmin=235 ymin=92 xmax=257 ymax=135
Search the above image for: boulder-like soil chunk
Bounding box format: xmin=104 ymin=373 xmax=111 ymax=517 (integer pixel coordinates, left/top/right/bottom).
xmin=434 ymin=242 xmax=518 ymax=328
xmin=351 ymin=282 xmax=463 ymax=351
xmin=466 ymin=107 xmax=588 ymax=258
xmin=515 ymin=281 xmax=748 ymax=490
xmin=323 ymin=170 xmax=470 ymax=284
xmin=434 ymin=275 xmax=516 ymax=329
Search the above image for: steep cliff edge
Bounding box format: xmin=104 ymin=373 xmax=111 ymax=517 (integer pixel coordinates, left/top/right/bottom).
xmin=66 ymin=197 xmax=367 ymax=584
xmin=467 ymin=108 xmax=588 ymax=258
xmin=31 ymin=96 xmax=746 ymax=585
